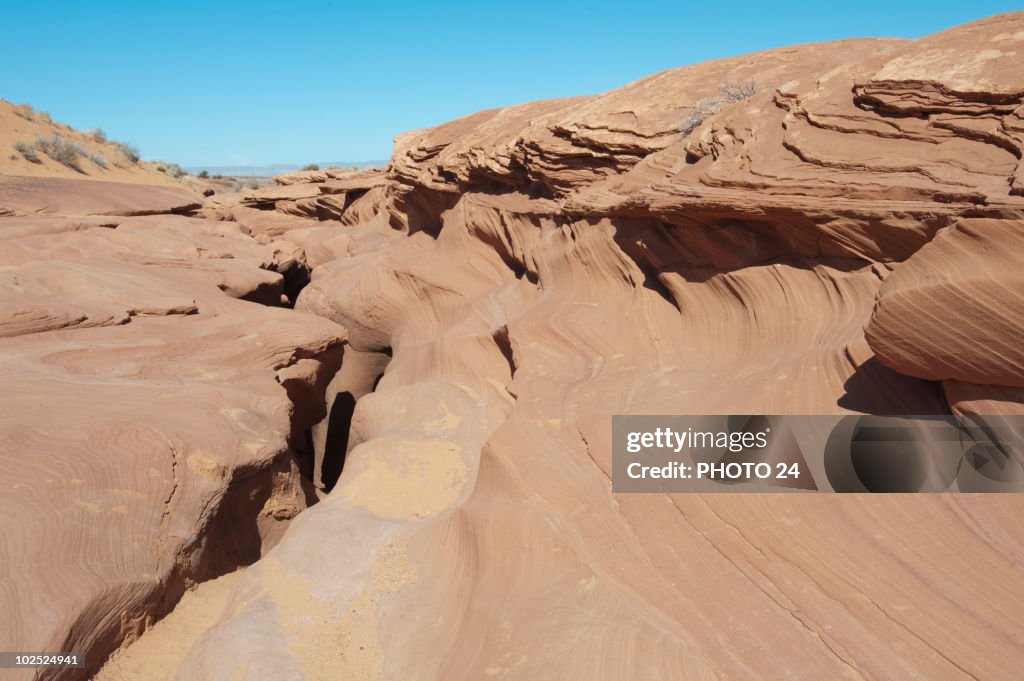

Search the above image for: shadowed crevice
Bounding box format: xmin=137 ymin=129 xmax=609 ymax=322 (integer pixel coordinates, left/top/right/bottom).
xmin=321 ymin=391 xmax=357 ymax=492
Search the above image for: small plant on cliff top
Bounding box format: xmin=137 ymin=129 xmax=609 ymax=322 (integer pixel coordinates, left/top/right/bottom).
xmin=301 ymin=163 xmax=319 ymax=171
xmin=20 ymin=105 xmax=51 ymax=123
xmin=680 ymin=78 xmax=762 ymax=136
xmin=12 ymin=103 xmax=35 ymax=120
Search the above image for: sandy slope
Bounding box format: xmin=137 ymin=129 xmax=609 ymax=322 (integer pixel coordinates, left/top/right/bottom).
xmin=0 ymin=99 xmax=184 ymax=186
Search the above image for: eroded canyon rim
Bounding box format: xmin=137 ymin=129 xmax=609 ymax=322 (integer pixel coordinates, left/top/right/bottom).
xmin=3 ymin=11 xmax=1024 ymax=681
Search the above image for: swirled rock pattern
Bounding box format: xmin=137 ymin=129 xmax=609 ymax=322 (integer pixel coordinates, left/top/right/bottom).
xmin=17 ymin=11 xmax=1024 ymax=681
xmin=866 ymin=218 xmax=1024 ymax=416
xmin=0 ymin=208 xmax=346 ymax=680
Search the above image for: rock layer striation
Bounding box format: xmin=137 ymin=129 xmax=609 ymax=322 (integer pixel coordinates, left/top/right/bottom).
xmin=6 ymin=11 xmax=1024 ymax=681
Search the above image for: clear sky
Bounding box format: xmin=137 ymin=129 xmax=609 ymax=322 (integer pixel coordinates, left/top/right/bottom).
xmin=1 ymin=1 xmax=1020 ymax=167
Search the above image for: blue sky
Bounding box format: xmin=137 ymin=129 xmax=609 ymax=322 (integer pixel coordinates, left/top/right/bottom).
xmin=1 ymin=1 xmax=1020 ymax=167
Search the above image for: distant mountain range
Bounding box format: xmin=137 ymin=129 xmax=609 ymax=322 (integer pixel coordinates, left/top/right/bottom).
xmin=183 ymin=161 xmax=388 ymax=177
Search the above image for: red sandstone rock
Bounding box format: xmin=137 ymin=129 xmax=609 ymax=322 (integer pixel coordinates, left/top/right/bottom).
xmin=0 ymin=175 xmax=202 ymax=216
xmin=0 ymin=211 xmax=345 ymax=680
xmin=9 ymin=11 xmax=1024 ymax=681
xmin=131 ymin=13 xmax=1024 ymax=681
xmin=866 ymin=218 xmax=1024 ymax=389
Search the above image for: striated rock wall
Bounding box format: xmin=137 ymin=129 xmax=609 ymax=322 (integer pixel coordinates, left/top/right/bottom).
xmin=7 ymin=11 xmax=1024 ymax=681
xmin=128 ymin=12 xmax=1024 ymax=681
xmin=0 ymin=194 xmax=347 ymax=680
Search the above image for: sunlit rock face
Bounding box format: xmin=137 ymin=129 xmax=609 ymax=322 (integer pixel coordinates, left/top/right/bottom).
xmin=6 ymin=12 xmax=1024 ymax=681
xmin=0 ymin=206 xmax=346 ymax=680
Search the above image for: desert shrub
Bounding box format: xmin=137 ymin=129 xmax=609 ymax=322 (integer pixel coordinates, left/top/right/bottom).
xmin=212 ymin=174 xmax=223 ymax=179
xmin=156 ymin=164 xmax=167 ymax=173
xmin=231 ymin=180 xmax=245 ymax=192
xmin=14 ymin=104 xmax=53 ymax=124
xmin=197 ymin=170 xmax=209 ymax=178
xmin=89 ymin=153 xmax=108 ymax=168
xmin=12 ymin=141 xmax=40 ymax=163
xmin=12 ymin=103 xmax=36 ymax=120
xmin=88 ymin=128 xmax=107 ymax=143
xmin=161 ymin=163 xmax=187 ymax=178
xmin=247 ymin=180 xmax=260 ymax=189
xmin=35 ymin=134 xmax=84 ymax=170
xmin=112 ymin=141 xmax=140 ymax=164
xmin=719 ymin=80 xmax=761 ymax=102
xmin=301 ymin=163 xmax=319 ymax=171
xmin=680 ymin=98 xmax=722 ymax=135
xmin=680 ymin=79 xmax=763 ymax=135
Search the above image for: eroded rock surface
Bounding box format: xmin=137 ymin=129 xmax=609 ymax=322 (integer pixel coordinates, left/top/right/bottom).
xmin=0 ymin=176 xmax=202 ymax=217
xmin=89 ymin=13 xmax=1024 ymax=681
xmin=11 ymin=11 xmax=1024 ymax=681
xmin=0 ymin=210 xmax=345 ymax=680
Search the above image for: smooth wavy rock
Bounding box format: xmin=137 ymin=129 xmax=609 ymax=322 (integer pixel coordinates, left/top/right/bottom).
xmin=197 ymin=170 xmax=392 ymax=238
xmin=58 ymin=11 xmax=1024 ymax=681
xmin=0 ymin=207 xmax=346 ymax=680
xmin=866 ymin=218 xmax=1024 ymax=417
xmin=0 ymin=175 xmax=202 ymax=216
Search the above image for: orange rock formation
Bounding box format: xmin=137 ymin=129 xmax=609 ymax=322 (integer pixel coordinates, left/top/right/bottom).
xmin=2 ymin=12 xmax=1023 ymax=681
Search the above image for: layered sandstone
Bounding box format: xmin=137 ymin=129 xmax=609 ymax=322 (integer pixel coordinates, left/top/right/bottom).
xmin=0 ymin=193 xmax=346 ymax=680
xmin=7 ymin=11 xmax=1024 ymax=681
xmin=92 ymin=12 xmax=1024 ymax=681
